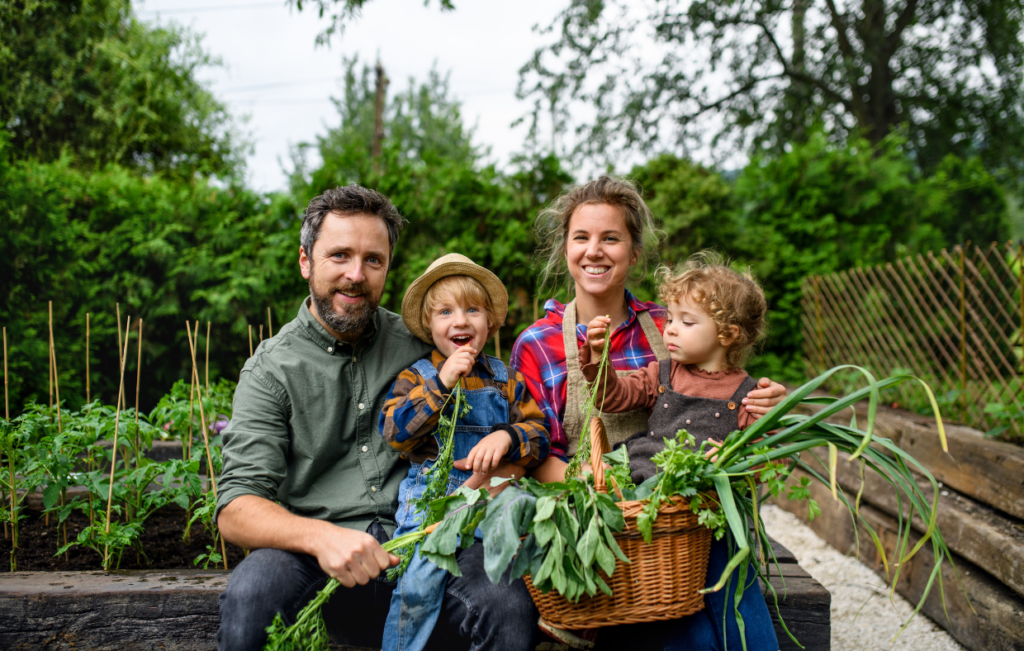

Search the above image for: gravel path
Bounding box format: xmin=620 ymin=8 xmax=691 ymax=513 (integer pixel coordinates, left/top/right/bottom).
xmin=760 ymin=505 xmax=965 ymax=651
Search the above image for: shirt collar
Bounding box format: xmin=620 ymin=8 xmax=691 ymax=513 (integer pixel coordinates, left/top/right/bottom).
xmin=297 ymin=296 xmax=379 ymax=354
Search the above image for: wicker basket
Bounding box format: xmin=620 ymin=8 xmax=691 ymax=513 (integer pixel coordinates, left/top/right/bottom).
xmin=524 ymin=417 xmax=713 ymax=629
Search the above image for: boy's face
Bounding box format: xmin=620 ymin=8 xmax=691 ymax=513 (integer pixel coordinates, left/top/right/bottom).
xmin=662 ymin=296 xmax=729 ymax=367
xmin=429 ymin=294 xmax=491 ymax=359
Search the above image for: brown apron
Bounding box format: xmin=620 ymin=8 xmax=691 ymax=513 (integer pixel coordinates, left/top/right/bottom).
xmin=561 ymin=300 xmax=669 ymax=456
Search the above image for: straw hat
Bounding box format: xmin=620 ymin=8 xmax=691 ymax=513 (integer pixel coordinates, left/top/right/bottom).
xmin=401 ymin=253 xmax=508 ymax=345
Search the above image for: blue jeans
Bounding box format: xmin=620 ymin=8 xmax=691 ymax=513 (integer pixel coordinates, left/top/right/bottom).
xmin=383 ymin=462 xmax=479 ymax=651
xmin=594 ymin=536 xmax=780 ymax=651
xmin=217 ymin=532 xmax=538 ymax=651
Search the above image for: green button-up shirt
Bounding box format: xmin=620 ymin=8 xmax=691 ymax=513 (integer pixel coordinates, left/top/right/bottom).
xmin=215 ymin=299 xmax=433 ymax=532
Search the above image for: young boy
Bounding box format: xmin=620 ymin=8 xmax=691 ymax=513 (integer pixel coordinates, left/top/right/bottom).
xmin=379 ymin=253 xmax=550 ymax=651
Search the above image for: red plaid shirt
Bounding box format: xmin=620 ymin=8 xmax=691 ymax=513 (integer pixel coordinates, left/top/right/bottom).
xmin=510 ymin=291 xmax=667 ymax=460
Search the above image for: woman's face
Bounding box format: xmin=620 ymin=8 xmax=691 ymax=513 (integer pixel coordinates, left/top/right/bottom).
xmin=565 ymin=203 xmax=637 ymax=302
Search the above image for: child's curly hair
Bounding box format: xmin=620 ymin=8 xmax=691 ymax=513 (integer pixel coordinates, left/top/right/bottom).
xmin=657 ymin=251 xmax=768 ymax=368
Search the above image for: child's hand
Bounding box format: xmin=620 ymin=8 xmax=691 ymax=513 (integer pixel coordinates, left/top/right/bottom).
xmin=464 ymin=431 xmax=513 ymax=474
xmin=439 ymin=346 xmax=477 ymax=389
xmin=586 ymin=316 xmax=612 ymax=359
xmin=704 ymin=439 xmax=723 ymax=462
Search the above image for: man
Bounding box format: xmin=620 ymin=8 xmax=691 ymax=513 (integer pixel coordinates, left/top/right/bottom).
xmin=215 ymin=184 xmax=538 ymax=650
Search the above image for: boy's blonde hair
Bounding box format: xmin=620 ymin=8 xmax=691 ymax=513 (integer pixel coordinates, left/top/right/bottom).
xmin=657 ymin=251 xmax=767 ymax=368
xmin=421 ymin=275 xmax=497 ymax=335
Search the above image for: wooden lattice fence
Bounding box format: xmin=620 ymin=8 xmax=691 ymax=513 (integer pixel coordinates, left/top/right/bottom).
xmin=802 ymin=242 xmax=1024 ymax=437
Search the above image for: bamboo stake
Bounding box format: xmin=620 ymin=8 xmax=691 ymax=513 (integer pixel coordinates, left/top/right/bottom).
xmin=958 ymin=245 xmax=968 ymax=422
xmin=533 ymin=296 xmax=538 ymax=323
xmin=205 ymin=321 xmax=211 ymax=394
xmin=267 ymin=307 xmax=273 ymax=338
xmin=48 ymin=305 xmax=53 ymax=411
xmin=103 ymin=316 xmax=131 ymax=570
xmin=85 ymin=313 xmax=91 ymax=406
xmin=135 ymin=319 xmax=143 ymax=425
xmin=248 ymin=326 xmax=253 ymax=357
xmin=494 ymin=330 xmax=501 ymax=360
xmin=48 ymin=302 xmax=61 ymax=432
xmin=116 ymin=303 xmax=126 ymax=410
xmin=186 ymin=322 xmax=228 ymax=570
xmin=187 ymin=321 xmax=197 ymax=464
xmin=3 ymin=327 xmax=8 ymax=542
xmin=259 ymin=325 xmax=263 ymax=342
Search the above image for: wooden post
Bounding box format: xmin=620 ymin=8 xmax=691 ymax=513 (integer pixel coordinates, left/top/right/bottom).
xmin=116 ymin=303 xmax=125 ymax=409
xmin=48 ymin=304 xmax=53 ymax=411
xmin=267 ymin=307 xmax=273 ymax=338
xmin=494 ymin=330 xmax=501 ymax=360
xmin=259 ymin=325 xmax=263 ymax=342
xmin=248 ymin=325 xmax=253 ymax=357
xmin=135 ymin=319 xmax=143 ymax=425
xmin=958 ymin=245 xmax=968 ymax=422
xmin=372 ymin=60 xmax=389 ymax=173
xmin=85 ymin=313 xmax=91 ymax=406
xmin=104 ymin=316 xmax=131 ymax=570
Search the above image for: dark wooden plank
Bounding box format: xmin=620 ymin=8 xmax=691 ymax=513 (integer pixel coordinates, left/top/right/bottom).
xmin=776 ymin=472 xmax=1024 ymax=651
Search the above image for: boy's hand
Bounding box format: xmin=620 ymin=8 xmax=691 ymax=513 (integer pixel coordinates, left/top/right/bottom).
xmin=586 ymin=316 xmax=612 ymax=359
xmin=464 ymin=430 xmax=512 ymax=474
xmin=439 ymin=346 xmax=477 ymax=389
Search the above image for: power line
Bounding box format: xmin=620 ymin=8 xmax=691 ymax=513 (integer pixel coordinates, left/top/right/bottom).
xmin=137 ymin=2 xmax=284 ymax=15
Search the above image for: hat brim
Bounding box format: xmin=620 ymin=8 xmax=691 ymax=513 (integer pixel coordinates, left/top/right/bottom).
xmin=401 ymin=261 xmax=509 ymax=345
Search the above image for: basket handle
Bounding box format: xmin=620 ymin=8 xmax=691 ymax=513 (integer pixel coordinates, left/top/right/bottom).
xmin=589 ymin=416 xmax=611 ymax=493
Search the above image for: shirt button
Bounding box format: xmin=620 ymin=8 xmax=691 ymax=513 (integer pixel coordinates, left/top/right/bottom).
xmin=361 ymin=445 xmax=368 ymax=452
xmin=663 ymin=403 xmax=669 ymax=409
xmin=371 ymin=486 xmax=378 ymax=493
xmin=715 ymin=413 xmax=721 ymax=418
xmin=686 ymin=419 xmax=691 ymax=425
xmin=358 ymin=403 xmax=365 ymax=410
xmin=326 ymin=346 xmax=333 ymax=353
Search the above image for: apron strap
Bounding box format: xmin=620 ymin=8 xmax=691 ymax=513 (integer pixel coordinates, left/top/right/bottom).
xmin=636 ymin=309 xmax=670 ymax=361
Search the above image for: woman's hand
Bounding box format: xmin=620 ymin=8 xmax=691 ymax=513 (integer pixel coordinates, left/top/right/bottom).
xmin=586 ymin=315 xmax=611 ymax=360
xmin=742 ymin=378 xmax=787 ymax=418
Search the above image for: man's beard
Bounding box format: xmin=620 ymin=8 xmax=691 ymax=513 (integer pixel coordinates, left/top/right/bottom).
xmin=308 ymin=272 xmax=380 ymax=338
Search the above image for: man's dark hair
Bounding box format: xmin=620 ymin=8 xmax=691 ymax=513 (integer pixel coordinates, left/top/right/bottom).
xmin=301 ymin=184 xmax=406 ymax=265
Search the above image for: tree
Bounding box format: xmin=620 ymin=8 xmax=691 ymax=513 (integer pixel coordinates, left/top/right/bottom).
xmin=0 ymin=0 xmax=243 ymax=179
xmin=288 ymin=0 xmax=454 ymax=45
xmin=517 ymin=0 xmax=1024 ymax=185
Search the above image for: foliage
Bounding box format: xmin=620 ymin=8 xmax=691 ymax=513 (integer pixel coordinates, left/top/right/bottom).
xmin=288 ymin=0 xmax=455 ymax=46
xmin=0 ymin=133 xmax=304 ymax=412
xmin=289 ymin=57 xmax=572 ymax=346
xmin=517 ymin=0 xmax=1024 ymax=188
xmin=0 ymin=0 xmax=244 ymax=179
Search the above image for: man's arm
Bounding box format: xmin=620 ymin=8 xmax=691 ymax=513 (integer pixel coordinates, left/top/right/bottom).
xmin=219 ymin=495 xmax=397 ymax=587
xmin=216 ymin=365 xmax=395 ymax=586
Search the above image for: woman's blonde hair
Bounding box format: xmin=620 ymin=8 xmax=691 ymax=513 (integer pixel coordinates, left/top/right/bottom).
xmin=535 ymin=176 xmax=660 ymax=292
xmin=421 ymin=275 xmax=497 ymax=334
xmin=657 ymin=251 xmax=768 ymax=368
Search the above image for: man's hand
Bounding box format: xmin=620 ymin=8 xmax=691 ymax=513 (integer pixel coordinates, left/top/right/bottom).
xmin=309 ymin=524 xmax=399 ymax=588
xmin=586 ymin=316 xmax=611 ymax=360
xmin=464 ymin=430 xmax=512 ymax=474
xmin=742 ymin=378 xmax=787 ymax=418
xmin=439 ymin=346 xmax=477 ymax=389
xmin=456 ymin=459 xmax=523 ymax=496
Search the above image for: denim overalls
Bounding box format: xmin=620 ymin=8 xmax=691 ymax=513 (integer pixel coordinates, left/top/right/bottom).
xmin=383 ymin=355 xmax=511 ymax=651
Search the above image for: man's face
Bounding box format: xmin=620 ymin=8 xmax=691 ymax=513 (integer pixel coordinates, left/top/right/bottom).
xmin=299 ymin=212 xmax=390 ymax=341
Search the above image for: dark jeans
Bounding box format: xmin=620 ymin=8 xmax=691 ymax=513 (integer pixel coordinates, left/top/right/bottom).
xmin=218 ymin=540 xmax=539 ymax=651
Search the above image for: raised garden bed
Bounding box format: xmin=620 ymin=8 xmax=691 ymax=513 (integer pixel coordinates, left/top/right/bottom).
xmin=0 ymin=537 xmax=829 ymax=651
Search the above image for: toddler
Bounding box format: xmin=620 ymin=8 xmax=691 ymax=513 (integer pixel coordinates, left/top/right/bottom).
xmin=379 ymin=253 xmax=550 ymax=651
xmin=581 ymin=252 xmax=767 ymax=482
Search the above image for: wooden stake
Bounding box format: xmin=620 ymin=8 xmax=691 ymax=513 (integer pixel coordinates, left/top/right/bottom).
xmin=48 ymin=302 xmax=61 ymax=432
xmin=135 ymin=319 xmax=143 ymax=425
xmin=494 ymin=330 xmax=501 ymax=360
xmin=248 ymin=326 xmax=253 ymax=357
xmin=259 ymin=325 xmax=263 ymax=342
xmin=85 ymin=313 xmax=91 ymax=405
xmin=48 ymin=304 xmax=53 ymax=411
xmin=267 ymin=307 xmax=273 ymax=338
xmin=104 ymin=316 xmax=131 ymax=570
xmin=116 ymin=303 xmax=126 ymax=408
xmin=186 ymin=322 xmax=228 ymax=570
xmin=205 ymin=321 xmax=211 ymax=394
xmin=3 ymin=327 xmax=8 ymax=541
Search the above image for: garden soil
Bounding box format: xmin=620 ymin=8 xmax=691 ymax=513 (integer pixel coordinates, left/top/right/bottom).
xmin=1 ymin=509 xmax=247 ymax=571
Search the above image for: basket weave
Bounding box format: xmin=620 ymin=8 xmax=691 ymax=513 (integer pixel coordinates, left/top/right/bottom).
xmin=524 ymin=417 xmax=713 ymax=629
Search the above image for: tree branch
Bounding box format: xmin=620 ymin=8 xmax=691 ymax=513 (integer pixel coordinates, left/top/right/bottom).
xmin=886 ymin=0 xmax=920 ymax=56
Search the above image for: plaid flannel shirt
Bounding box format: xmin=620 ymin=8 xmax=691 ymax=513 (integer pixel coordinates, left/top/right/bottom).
xmin=509 ymin=291 xmax=668 ymax=460
xmin=380 ymin=350 xmax=550 ymax=466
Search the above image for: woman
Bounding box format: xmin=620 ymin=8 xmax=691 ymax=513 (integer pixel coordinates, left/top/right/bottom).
xmin=509 ymin=176 xmax=784 ymax=651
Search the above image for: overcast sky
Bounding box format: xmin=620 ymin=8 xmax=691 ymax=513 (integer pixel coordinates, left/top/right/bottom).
xmin=137 ymin=0 xmax=563 ymax=192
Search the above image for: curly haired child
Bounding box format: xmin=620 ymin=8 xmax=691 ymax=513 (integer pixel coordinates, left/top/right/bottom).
xmin=575 ymin=251 xmax=779 ymax=651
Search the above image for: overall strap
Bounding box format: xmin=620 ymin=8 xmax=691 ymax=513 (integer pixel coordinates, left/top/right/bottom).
xmin=729 ymin=375 xmax=760 ymax=403
xmin=637 ymin=309 xmax=670 ymax=361
xmin=412 ymin=357 xmax=439 ymax=380
xmin=483 ymin=354 xmax=509 ymax=383
xmin=658 ymin=358 xmax=672 ymax=388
